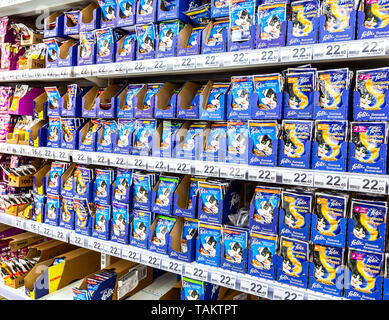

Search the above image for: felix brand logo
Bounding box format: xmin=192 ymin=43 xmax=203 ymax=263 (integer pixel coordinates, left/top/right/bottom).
xmin=314 ymin=235 xmax=325 ymax=241
xmin=361 ymin=31 xmax=374 ymax=38
xmin=287 ymin=111 xmax=297 ymax=116
xmin=367 ymin=256 xmax=379 ymax=264
xmin=347 ymin=291 xmax=360 ymax=298
xmin=279 ymin=274 xmax=289 ymax=280
xmin=101 ymin=288 xmax=114 ymax=300
xmin=350 ymin=239 xmax=364 ymax=246
xmin=352 ymin=163 xmax=364 ymax=170
xmin=311 ymin=283 xmax=322 ymax=289
xmin=314 ymin=161 xmax=326 ymax=168
xmin=316 ymin=111 xmax=327 ymax=117
xmin=280 ymin=158 xmax=291 ymax=165
xmin=323 ymin=35 xmax=333 ymax=42
xmin=290 ymin=38 xmax=299 ymax=45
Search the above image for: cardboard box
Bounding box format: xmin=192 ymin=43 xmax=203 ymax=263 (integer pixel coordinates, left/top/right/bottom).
xmin=0 ymin=232 xmax=45 ymax=255
xmin=24 ymin=248 xmax=101 ymax=299
xmin=0 ymin=224 xmax=25 ymax=240
xmin=8 ymin=158 xmax=43 ymax=187
xmin=18 ymin=58 xmax=45 ymax=70
xmin=76 ymin=260 xmax=153 ymax=300
xmin=4 ymin=240 xmax=77 ymax=289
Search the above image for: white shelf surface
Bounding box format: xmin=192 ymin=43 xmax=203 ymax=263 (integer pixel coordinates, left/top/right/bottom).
xmin=0 ymin=143 xmax=387 ymax=195
xmin=0 ymin=38 xmax=388 ymax=82
xmin=0 ymin=213 xmax=347 ymax=300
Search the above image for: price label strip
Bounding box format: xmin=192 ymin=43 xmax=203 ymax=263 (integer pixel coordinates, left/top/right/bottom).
xmin=194 ymin=162 xmax=220 ymax=177
xmin=160 ymin=258 xmax=183 ymax=274
xmin=348 ymin=39 xmax=386 ymax=58
xmin=140 ymin=252 xmax=161 ymax=269
xmin=53 ymin=149 xmax=71 ymax=161
xmin=130 ymin=157 xmax=148 ymax=170
xmin=104 ymin=243 xmax=122 ymax=258
xmin=314 ymin=173 xmax=348 ymax=190
xmin=69 ymin=232 xmax=86 ymax=247
xmin=92 ymin=154 xmax=110 ymax=166
xmin=219 ymin=165 xmax=247 ymax=180
xmin=196 ymin=54 xmax=221 ymax=69
xmin=51 ymin=227 xmax=68 ymax=242
xmin=26 ymin=220 xmax=39 ymax=233
xmin=282 ymin=171 xmax=314 ymax=187
xmin=239 ymin=278 xmax=269 ymax=298
xmin=148 ymin=158 xmax=169 ymax=172
xmin=121 ymin=247 xmax=141 ymax=263
xmin=247 ymin=168 xmax=277 ymax=183
xmin=183 ymin=264 xmax=208 ymax=282
xmin=14 ymin=218 xmax=25 ymax=229
xmin=72 ymin=151 xmax=90 ymax=164
xmin=112 ymin=154 xmax=129 ymax=168
xmin=281 ymin=45 xmax=313 ymax=62
xmin=210 ymin=272 xmax=237 ymax=289
xmin=169 ymin=160 xmax=191 ymax=174
xmin=224 ymin=51 xmax=250 ymax=66
xmin=313 ymin=42 xmax=348 ymax=60
xmin=39 ymin=225 xmax=53 ymax=237
xmin=87 ymin=238 xmax=106 ymax=252
xmin=148 ymin=59 xmax=168 ymax=72
xmin=174 ymin=56 xmax=196 ymax=70
xmin=251 ymin=47 xmax=280 ymax=64
xmin=348 ymin=176 xmax=387 ymax=194
xmin=73 ymin=65 xmax=92 ymax=77
xmin=273 ymin=287 xmax=305 ymax=300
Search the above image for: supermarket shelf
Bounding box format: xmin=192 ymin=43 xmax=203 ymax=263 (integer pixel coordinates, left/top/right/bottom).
xmin=1 ymin=38 xmax=389 ymax=83
xmin=0 ymin=143 xmax=387 ymax=195
xmin=0 ymin=281 xmax=31 ymax=300
xmin=0 ymin=213 xmax=346 ymax=300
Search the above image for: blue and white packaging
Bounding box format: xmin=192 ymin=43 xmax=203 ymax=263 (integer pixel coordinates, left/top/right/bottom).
xmin=200 ymin=82 xmax=230 ymax=121
xmin=220 ymin=226 xmax=248 ymax=273
xmin=133 ymin=172 xmax=157 ymax=211
xmin=201 ymin=122 xmax=227 ymax=162
xmin=74 ymin=198 xmax=93 ymax=236
xmin=116 ymin=0 xmax=136 ymax=27
xmin=344 ymin=249 xmax=384 ymax=300
xmin=136 ymin=0 xmax=158 ymax=24
xmin=112 ymin=169 xmax=132 ymax=205
xmin=98 ymin=0 xmax=117 ymax=28
xmin=136 ymin=24 xmax=156 ymax=60
xmin=93 ymin=169 xmax=114 ymax=206
xmin=278 ymin=120 xmax=313 ymax=169
xmin=226 ymin=121 xmax=249 ymax=164
xmin=156 ymin=20 xmax=182 ymax=58
xmin=279 ymin=190 xmax=313 ymax=241
xmin=157 ymin=0 xmax=202 ymax=22
xmin=184 ymin=3 xmax=211 ymax=25
xmin=111 ymin=202 xmax=131 ymax=244
xmin=115 ymin=33 xmax=136 ymax=62
xmin=227 ymin=76 xmax=254 ymax=120
xmin=311 ymin=192 xmax=348 ymax=248
xmin=202 ymin=19 xmax=229 ymax=54
xmin=249 ymin=186 xmax=281 ymax=234
xmin=357 ymin=0 xmax=389 ymax=40
xmin=277 ymin=236 xmax=310 ymax=288
xmin=95 ymin=27 xmax=116 ymax=64
xmin=152 ymin=175 xmax=180 ymax=216
xmin=248 ymin=231 xmax=278 ymax=280
xmin=211 ymin=0 xmax=229 ymax=18
xmin=196 ymin=222 xmax=222 ymax=267
xmin=47 ymin=117 xmax=61 ymax=148
xmin=248 ymin=121 xmax=279 ymax=167
xmin=113 ymin=119 xmax=135 ymax=154
xmin=45 ymin=194 xmax=61 ymax=226
xmin=47 ymin=162 xmax=70 ymax=196
xmin=132 ymin=119 xmax=157 ymax=156
xmin=181 ymin=277 xmax=220 ymax=300
xmin=97 ymin=120 xmax=118 ymax=153
xmin=347 ymin=199 xmax=388 ymax=253
xmin=117 ymin=84 xmax=144 ymax=118
xmin=309 ymin=244 xmax=345 ymax=297
xmin=92 ymin=204 xmax=111 ymax=240
xmin=149 ymin=214 xmax=177 ymax=255
xmin=130 ymin=209 xmax=153 ymax=249
xmin=175 ymin=122 xmax=208 ymax=160
xmin=252 ymin=73 xmax=284 ymax=119
xmin=287 ymin=0 xmax=320 ymax=45
xmin=312 ymin=120 xmax=348 ymax=172
xmin=60 ymin=196 xmax=75 ymax=230
xmin=354 ymin=68 xmax=389 ymax=121
xmin=73 ymin=166 xmax=95 ymax=201
xmin=349 ymin=121 xmax=388 ymax=174
xmin=152 ymin=120 xmax=181 ymax=158
xmin=177 ymin=25 xmax=204 ymax=56
xmin=169 ymin=217 xmax=198 ymax=262
xmin=135 ymin=84 xmax=163 ymax=118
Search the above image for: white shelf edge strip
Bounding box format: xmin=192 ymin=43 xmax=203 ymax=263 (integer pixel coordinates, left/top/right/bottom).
xmin=0 ymin=38 xmax=388 ymax=82
xmin=0 ymin=143 xmax=387 ymax=195
xmin=0 ymin=213 xmax=346 ymax=300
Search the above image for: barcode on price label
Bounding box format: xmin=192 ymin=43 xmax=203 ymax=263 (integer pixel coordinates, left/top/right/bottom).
xmin=183 ymin=264 xmax=208 ymax=281
xmin=141 ymin=253 xmax=161 ymax=268
xmin=273 ymin=287 xmax=305 ymax=300
xmin=210 ymin=272 xmax=237 ymax=289
xmin=160 ymin=259 xmax=183 ymax=274
xmin=348 ymin=176 xmax=387 ymax=194
xmin=314 ymin=173 xmax=348 ymax=190
xmin=122 ymin=248 xmax=141 ymax=263
xmin=247 ymin=168 xmax=277 ymax=183
xmin=240 ymin=279 xmax=269 ymax=298
xmin=282 ymin=171 xmax=314 ymax=186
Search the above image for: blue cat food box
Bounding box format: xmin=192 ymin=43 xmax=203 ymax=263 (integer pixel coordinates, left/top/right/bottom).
xmin=196 ymin=222 xmax=222 ymax=268
xmin=357 ymin=0 xmax=389 ymax=40
xmin=248 ymin=231 xmax=278 ymax=280
xmin=220 ymin=226 xmax=248 ymax=274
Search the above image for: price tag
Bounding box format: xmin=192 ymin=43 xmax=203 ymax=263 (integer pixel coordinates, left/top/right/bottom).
xmin=196 ymin=54 xmax=221 ymax=69
xmin=239 ymin=278 xmax=269 ymax=298
xmin=348 ymin=176 xmax=387 ymax=194
xmin=210 ymin=272 xmax=237 ymax=289
xmin=174 ymin=56 xmax=196 ymax=70
xmin=104 ymin=243 xmax=122 ymax=258
xmin=7 ymin=71 xmax=16 ymax=81
xmin=112 ymin=154 xmax=128 ymax=167
xmin=183 ymin=264 xmax=208 ymax=282
xmin=131 ymin=61 xmax=147 ymax=73
xmin=148 ymin=158 xmax=168 ymax=172
xmin=348 ymin=39 xmax=386 ymax=58
xmin=26 ymin=220 xmax=39 ymax=233
xmin=282 ymin=171 xmax=314 ymax=187
xmin=69 ymin=232 xmax=85 ymax=247
xmin=122 ymin=247 xmax=141 ymax=263
xmin=314 ymin=173 xmax=348 ymax=190
xmin=51 ymin=228 xmax=68 ymax=242
xmin=73 ymin=65 xmax=92 ymax=77
xmin=96 ymin=64 xmax=109 ymax=75
xmin=34 ymin=69 xmax=45 ymax=78
xmin=107 ymin=62 xmax=126 ymax=74
xmin=131 ymin=157 xmax=147 ymax=170
xmin=73 ymin=151 xmax=89 ymax=164
xmin=273 ymin=287 xmax=305 ymax=300
xmin=141 ymin=252 xmax=161 ymax=268
xmin=87 ymin=238 xmax=105 ymax=252
xmin=169 ymin=160 xmax=191 ymax=174
xmin=18 ymin=145 xmax=32 ymax=156
xmin=53 ymin=149 xmax=70 ymax=161
xmin=148 ymin=59 xmax=168 ymax=72
xmin=224 ymin=51 xmax=250 ymax=66
xmin=194 ymin=163 xmax=220 ymax=177
xmin=219 ymin=165 xmax=246 ymax=180
xmin=160 ymin=258 xmax=183 ymax=274
xmin=31 ymin=147 xmax=43 ymax=157
xmin=251 ymin=47 xmax=280 ymax=64
xmin=14 ymin=218 xmax=25 ymax=229
xmin=281 ymin=45 xmax=312 ymax=62
xmin=92 ymin=154 xmax=110 ymax=166
xmin=39 ymin=225 xmax=53 ymax=237
xmin=313 ymin=42 xmax=348 ymax=60
xmin=41 ymin=148 xmax=54 ymax=159
xmin=247 ymin=168 xmax=277 ymax=183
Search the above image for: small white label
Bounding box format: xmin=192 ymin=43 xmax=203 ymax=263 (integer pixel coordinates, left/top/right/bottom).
xmin=112 ymin=154 xmax=128 ymax=167
xmin=141 ymin=252 xmax=161 ymax=268
xmin=108 ymin=62 xmax=126 ymax=74
xmin=73 ymin=151 xmax=89 ymax=164
xmin=273 ymin=287 xmax=305 ymax=300
xmin=87 ymin=238 xmax=105 ymax=252
xmin=160 ymin=259 xmax=183 ymax=274
xmin=194 ymin=163 xmax=220 ymax=177
xmin=247 ymin=168 xmax=277 ymax=183
xmin=53 ymin=149 xmax=71 ymax=161
xmin=74 ymin=65 xmax=92 ymax=77
xmin=14 ymin=218 xmax=25 ymax=229
xmin=42 ymin=148 xmax=54 ymax=159
xmin=148 ymin=158 xmax=169 ymax=172
xmin=219 ymin=165 xmax=246 ymax=179
xmin=69 ymin=233 xmax=85 ymax=246
xmin=224 ymin=51 xmax=250 ymax=66
xmin=131 ymin=157 xmax=147 ymax=170
xmin=39 ymin=225 xmax=53 ymax=237
xmin=92 ymin=154 xmax=110 ymax=166
xmin=130 ymin=61 xmax=147 ymax=73
xmin=281 ymin=45 xmax=312 ymax=62
xmin=282 ymin=171 xmax=314 ymax=187
xmin=169 ymin=160 xmax=191 ymax=174
xmin=174 ymin=56 xmax=196 ymax=70
xmin=148 ymin=59 xmax=168 ymax=72
xmin=122 ymin=247 xmax=141 ymax=263
xmin=183 ymin=264 xmax=208 ymax=282
xmin=252 ymin=47 xmax=280 ymax=64
xmin=314 ymin=173 xmax=348 ymax=190
xmin=348 ymin=39 xmax=386 ymax=57
xmin=349 ymin=176 xmax=387 ymax=194
xmin=104 ymin=243 xmax=122 ymax=258
xmin=313 ymin=42 xmax=348 ymax=60
xmin=51 ymin=228 xmax=68 ymax=242
xmin=196 ymin=54 xmax=221 ymax=69
xmin=240 ymin=278 xmax=269 ymax=298
xmin=211 ymin=272 xmax=237 ymax=289
xmin=26 ymin=220 xmax=39 ymax=233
